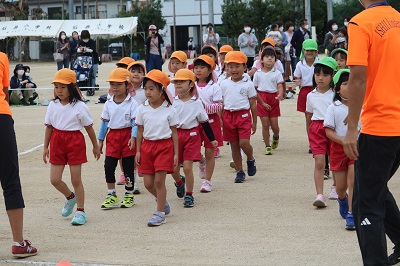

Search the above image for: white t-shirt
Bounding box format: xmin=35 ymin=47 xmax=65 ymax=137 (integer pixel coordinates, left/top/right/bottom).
xmin=196 ymin=80 xmax=222 ymax=109
xmin=306 ymin=88 xmax=335 ymax=121
xmin=293 ymin=59 xmax=318 ymax=87
xmin=220 ymin=76 xmax=257 ymax=110
xmin=44 ymin=100 xmax=93 ymax=130
xmin=324 ymin=101 xmax=362 ymax=138
xmin=173 ymin=95 xmax=209 ymax=129
xmin=167 ymin=75 xmax=176 ymax=98
xmin=132 ymin=87 xmax=147 ymax=106
xmin=135 ymin=100 xmax=179 ymax=140
xmin=253 ymin=68 xmax=284 ymax=93
xmin=217 ymin=72 xmax=251 ymax=86
xmin=101 ymin=95 xmax=138 ymax=129
xmin=252 ymin=59 xmax=284 ymax=74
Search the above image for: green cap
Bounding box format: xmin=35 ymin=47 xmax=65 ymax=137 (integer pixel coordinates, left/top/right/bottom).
xmin=314 ymin=57 xmax=338 ymax=72
xmin=302 ymin=39 xmax=318 ymax=51
xmin=333 ymin=68 xmax=350 ymax=85
xmin=330 ymin=48 xmax=348 ymax=58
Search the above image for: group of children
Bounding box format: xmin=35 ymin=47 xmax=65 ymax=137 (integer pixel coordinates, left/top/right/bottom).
xmin=42 ymin=37 xmax=357 ymax=230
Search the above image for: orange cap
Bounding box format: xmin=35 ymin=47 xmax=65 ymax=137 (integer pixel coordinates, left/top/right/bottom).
xmin=219 ymin=45 xmax=234 ymax=54
xmin=127 ymin=61 xmax=146 ymax=73
xmin=193 ymin=55 xmax=215 ymax=70
xmin=56 ymin=261 xmax=73 ymax=266
xmin=170 ymin=51 xmax=187 ymax=63
xmin=172 ymin=69 xmax=195 ymax=83
xmin=262 ymin=37 xmax=275 ymax=47
xmin=52 ymin=68 xmax=76 ymax=84
xmin=224 ymin=51 xmax=247 ymax=64
xmin=116 ymin=57 xmax=135 ymax=67
xmin=144 ymin=69 xmax=170 ymax=88
xmin=107 ymin=68 xmax=132 ymax=83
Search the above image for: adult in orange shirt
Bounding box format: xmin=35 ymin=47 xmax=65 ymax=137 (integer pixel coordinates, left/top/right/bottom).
xmin=343 ymin=1 xmax=400 ymax=265
xmin=0 ymin=52 xmax=37 ymax=258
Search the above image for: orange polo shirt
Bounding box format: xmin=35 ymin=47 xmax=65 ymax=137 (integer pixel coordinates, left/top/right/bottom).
xmin=347 ymin=6 xmax=400 ymax=136
xmin=0 ymin=52 xmax=11 ymax=116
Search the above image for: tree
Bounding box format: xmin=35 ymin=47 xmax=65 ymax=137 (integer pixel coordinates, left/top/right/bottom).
xmin=221 ymin=0 xmax=249 ymax=47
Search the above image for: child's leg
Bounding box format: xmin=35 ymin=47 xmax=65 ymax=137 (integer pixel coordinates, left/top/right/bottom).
xmin=260 ymin=117 xmax=271 ymax=147
xmin=50 ymin=164 xmax=71 ymax=196
xmin=269 ymin=117 xmax=280 ymax=139
xmin=305 ymin=113 xmax=310 ymax=134
xmin=154 ymin=171 xmax=167 ymax=212
xmin=171 ymin=163 xmax=182 ymax=183
xmin=204 ymin=148 xmax=215 ymax=181
xmin=333 ymin=170 xmax=348 ymax=199
xmin=143 ymin=174 xmax=157 ymax=197
xmin=183 ymin=160 xmax=194 ymax=193
xmin=69 ymin=164 xmax=84 ymax=208
xmin=347 ymin=164 xmax=355 ymax=212
xmin=239 ymin=139 xmax=254 ymax=161
xmin=104 ymin=156 xmax=119 ymax=190
xmin=313 ymin=154 xmax=325 ymax=195
xmin=230 ymin=141 xmax=243 ymax=171
xmin=121 ymin=156 xmax=135 ymax=193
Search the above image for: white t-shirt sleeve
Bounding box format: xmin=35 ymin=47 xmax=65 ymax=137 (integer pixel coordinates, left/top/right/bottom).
xmin=277 ymin=72 xmax=284 ymax=84
xmin=168 ymin=107 xmax=179 ymax=127
xmin=323 ymin=104 xmax=335 ymax=129
xmin=130 ymin=100 xmax=138 ymax=120
xmin=253 ymin=71 xmax=259 ymax=87
xmin=212 ymin=84 xmax=223 ymax=102
xmin=77 ymin=102 xmax=94 ymax=127
xmin=277 ymin=61 xmax=284 ymax=74
xmin=306 ymin=93 xmax=312 ymax=113
xmin=196 ymin=100 xmax=209 ymax=123
xmin=248 ymin=82 xmax=257 ymax=98
xmin=101 ymin=102 xmax=110 ymax=121
xmin=135 ymin=105 xmax=144 ymax=126
xmin=293 ymin=62 xmax=302 ymax=78
xmin=44 ymin=101 xmax=54 ymax=126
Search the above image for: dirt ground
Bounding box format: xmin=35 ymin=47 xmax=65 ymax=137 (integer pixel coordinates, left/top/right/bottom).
xmin=0 ymin=60 xmax=398 ymax=266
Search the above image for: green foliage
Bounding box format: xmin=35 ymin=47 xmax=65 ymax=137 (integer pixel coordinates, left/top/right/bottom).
xmin=310 ymin=0 xmax=327 ymax=44
xmin=221 ymin=0 xmax=249 ymax=47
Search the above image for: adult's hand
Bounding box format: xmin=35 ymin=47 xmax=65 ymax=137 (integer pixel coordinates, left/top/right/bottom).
xmin=343 ymin=128 xmax=359 ymax=159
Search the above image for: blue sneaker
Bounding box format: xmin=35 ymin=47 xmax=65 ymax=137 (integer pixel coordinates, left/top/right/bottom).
xmin=175 ymin=175 xmax=185 ymax=198
xmin=147 ymin=211 xmax=166 ymax=226
xmin=71 ymin=211 xmax=87 ymax=225
xmin=338 ymin=196 xmax=349 ymax=219
xmin=247 ymin=159 xmax=257 ymax=176
xmin=61 ymin=196 xmax=76 ymax=217
xmin=345 ymin=213 xmax=356 ymax=230
xmin=164 ymin=201 xmax=171 ymax=215
xmin=183 ymin=195 xmax=194 ymax=207
xmin=235 ymin=170 xmax=246 ymax=183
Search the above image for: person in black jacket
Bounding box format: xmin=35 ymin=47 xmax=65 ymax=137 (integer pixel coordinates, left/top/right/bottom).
xmin=145 ymin=25 xmax=164 ymax=71
xmin=78 ymin=30 xmax=99 ymax=86
xmin=290 ymin=19 xmax=311 ymax=71
xmin=9 ymin=64 xmax=37 ymax=106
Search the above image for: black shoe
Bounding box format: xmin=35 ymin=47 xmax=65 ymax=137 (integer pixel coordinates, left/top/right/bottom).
xmin=29 ymin=97 xmax=37 ymax=105
xmin=21 ymin=98 xmax=30 ymax=106
xmin=247 ymin=159 xmax=257 ymax=176
xmin=389 ymin=245 xmax=400 ymax=265
xmin=175 ymin=175 xmax=185 ymax=198
xmin=285 ymin=78 xmax=292 ymax=82
xmin=235 ymin=170 xmax=246 ymax=183
xmin=32 ymin=92 xmax=38 ymax=100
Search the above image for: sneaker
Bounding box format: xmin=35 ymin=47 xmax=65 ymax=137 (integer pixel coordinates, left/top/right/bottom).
xmin=329 ymin=186 xmax=338 ymax=199
xmin=12 ymin=240 xmax=37 ymax=258
xmin=313 ymin=194 xmax=327 ymax=208
xmin=214 ymin=147 xmax=221 ymax=158
xmin=133 ymin=182 xmax=140 ymax=194
xmin=164 ymin=201 xmax=170 ymax=215
xmin=71 ymin=211 xmax=87 ymax=225
xmin=324 ymin=169 xmax=330 ymax=180
xmin=229 ymin=160 xmax=236 ymax=169
xmin=388 ymin=245 xmax=400 ymax=265
xmin=271 ymin=136 xmax=279 ymax=149
xmin=265 ymin=146 xmax=272 ymax=155
xmin=120 ymin=193 xmax=135 ymax=208
xmin=101 ymin=194 xmax=119 ymax=209
xmin=116 ymin=174 xmax=125 ymax=185
xmin=183 ymin=195 xmax=195 ymax=207
xmin=338 ymin=196 xmax=349 ymax=219
xmin=235 ymin=170 xmax=246 ymax=183
xmin=198 ymin=160 xmax=206 ymax=179
xmin=147 ymin=211 xmax=166 ymax=226
xmin=200 ymin=180 xmax=212 ymax=193
xmin=345 ymin=213 xmax=356 ymax=231
xmin=247 ymin=159 xmax=257 ymax=176
xmin=175 ymin=175 xmax=185 ymax=198
xmin=61 ymin=196 xmax=76 ymax=217
xmin=308 ymin=148 xmax=312 ymax=154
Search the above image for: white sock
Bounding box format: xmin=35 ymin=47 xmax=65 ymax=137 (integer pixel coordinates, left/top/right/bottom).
xmin=107 ymin=189 xmax=116 ymax=195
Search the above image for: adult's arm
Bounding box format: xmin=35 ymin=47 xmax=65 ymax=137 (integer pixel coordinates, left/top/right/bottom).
xmin=238 ymin=34 xmax=248 ymax=48
xmin=159 ymin=35 xmax=164 ymax=46
xmin=10 ymin=76 xmax=20 ymax=89
xmin=281 ymin=32 xmax=288 ymax=47
xmin=3 ymin=86 xmax=9 ymax=103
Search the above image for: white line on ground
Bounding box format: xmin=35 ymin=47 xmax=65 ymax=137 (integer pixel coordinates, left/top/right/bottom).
xmin=18 ymin=144 xmax=44 ymax=156
xmin=0 ymin=259 xmax=121 ymax=266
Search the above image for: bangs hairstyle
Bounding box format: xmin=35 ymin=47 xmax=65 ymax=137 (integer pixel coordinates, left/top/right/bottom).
xmin=334 ymin=51 xmax=347 ymax=60
xmin=194 ymin=59 xmax=212 ymax=83
xmin=261 ymin=48 xmax=276 ymax=60
xmin=143 ymin=77 xmax=172 ymax=105
xmin=313 ymin=64 xmax=335 ymax=88
xmin=201 ymin=47 xmax=217 ymax=57
xmin=129 ymin=64 xmax=145 ymax=73
xmin=54 ymin=83 xmax=83 ymax=105
xmin=334 ymin=72 xmax=349 ymax=102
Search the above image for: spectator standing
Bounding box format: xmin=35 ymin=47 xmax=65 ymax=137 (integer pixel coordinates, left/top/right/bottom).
xmin=323 ymin=19 xmax=339 ymax=55
xmin=145 ymin=25 xmax=164 ymax=72
xmin=78 ymin=30 xmax=99 ymax=86
xmin=238 ymin=23 xmax=258 ymax=71
xmin=203 ymin=23 xmax=220 ymax=49
xmin=291 ymin=19 xmax=311 ymax=71
xmin=56 ymin=31 xmax=70 ymax=70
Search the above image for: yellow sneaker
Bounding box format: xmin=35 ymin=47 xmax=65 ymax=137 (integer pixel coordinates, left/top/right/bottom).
xmin=101 ymin=194 xmax=119 ymax=209
xmin=120 ymin=193 xmax=135 ymax=208
xmin=265 ymin=146 xmax=272 ymax=155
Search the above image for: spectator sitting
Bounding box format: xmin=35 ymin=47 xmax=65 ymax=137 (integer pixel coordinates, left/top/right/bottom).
xmin=10 ymin=64 xmax=37 ymax=106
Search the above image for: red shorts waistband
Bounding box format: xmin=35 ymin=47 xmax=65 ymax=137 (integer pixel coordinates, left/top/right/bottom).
xmin=143 ymin=138 xmax=172 ymax=144
xmin=53 ymin=128 xmax=80 ymax=133
xmin=224 ymin=108 xmax=250 ymax=113
xmin=109 ymin=127 xmax=131 ymax=132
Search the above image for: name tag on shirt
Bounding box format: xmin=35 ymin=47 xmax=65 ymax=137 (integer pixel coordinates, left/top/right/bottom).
xmin=242 ymin=113 xmax=249 ymax=118
xmin=125 ymin=114 xmax=130 ymax=120
xmin=190 ymin=131 xmax=197 ymax=136
xmin=209 ymin=119 xmax=214 ymax=123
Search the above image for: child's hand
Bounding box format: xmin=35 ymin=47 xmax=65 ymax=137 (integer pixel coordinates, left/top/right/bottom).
xmin=262 ymin=103 xmax=272 ymax=110
xmin=174 ymin=154 xmax=178 ymax=167
xmin=135 ymin=152 xmax=141 ymax=165
xmin=277 ymin=94 xmax=285 ymax=101
xmin=43 ymin=148 xmax=49 ymax=164
xmin=251 ymin=122 xmax=257 ymax=135
xmin=294 ymin=78 xmax=301 ymax=86
xmin=211 ymin=140 xmax=218 ymax=147
xmin=98 ymin=140 xmax=104 ymax=154
xmin=93 ymin=145 xmax=101 ymax=160
xmin=128 ymin=137 xmax=136 ymax=150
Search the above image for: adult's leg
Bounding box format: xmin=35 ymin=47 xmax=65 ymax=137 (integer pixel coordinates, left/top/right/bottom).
xmin=91 ymin=63 xmax=98 ymax=86
xmin=57 ymin=61 xmax=63 ymax=70
xmin=347 ymin=164 xmax=354 ymax=212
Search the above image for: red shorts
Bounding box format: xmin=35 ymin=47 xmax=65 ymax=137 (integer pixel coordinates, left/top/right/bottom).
xmin=329 ymin=141 xmax=354 ymax=171
xmin=177 ymin=128 xmax=201 ymax=163
xmin=199 ymin=113 xmax=223 ymax=148
xmin=138 ymin=138 xmax=174 ymax=175
xmin=223 ymin=109 xmax=252 ymax=142
xmin=50 ymin=129 xmax=87 ymax=165
xmin=257 ymin=91 xmax=281 ymax=117
xmin=308 ymin=120 xmax=330 ymax=155
xmin=297 ymin=86 xmax=313 ymax=113
xmin=105 ymin=128 xmax=136 ymax=158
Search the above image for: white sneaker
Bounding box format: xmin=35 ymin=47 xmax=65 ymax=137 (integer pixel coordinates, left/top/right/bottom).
xmin=133 ymin=182 xmax=140 ymax=194
xmin=329 ymin=186 xmax=338 ymax=200
xmin=313 ymin=194 xmax=327 ymax=208
xmin=198 ymin=160 xmax=206 ymax=179
xmin=200 ymin=180 xmax=212 ymax=193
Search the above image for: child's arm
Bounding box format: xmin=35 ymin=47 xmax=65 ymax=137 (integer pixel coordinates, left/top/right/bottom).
xmin=171 ymin=127 xmax=179 ymax=167
xmin=250 ymin=97 xmax=257 ymax=135
xmin=277 ymin=83 xmax=285 ymax=101
xmin=305 ymin=112 xmax=313 ymax=133
xmin=85 ymin=126 xmax=100 ymax=160
xmin=128 ymin=120 xmax=137 ymax=150
xmin=325 ymin=128 xmax=344 ymax=145
xmin=97 ymin=120 xmax=109 ymax=154
xmin=256 ymin=90 xmax=271 ymax=111
xmin=135 ymin=126 xmax=144 ymax=166
xmin=200 ymin=121 xmax=218 ymax=147
xmin=43 ymin=126 xmax=53 ymax=164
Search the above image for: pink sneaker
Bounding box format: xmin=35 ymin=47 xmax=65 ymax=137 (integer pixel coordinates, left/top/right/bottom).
xmin=329 ymin=186 xmax=338 ymax=200
xmin=214 ymin=147 xmax=221 ymax=158
xmin=200 ymin=180 xmax=212 ymax=193
xmin=313 ymin=194 xmax=327 ymax=208
xmin=12 ymin=240 xmax=37 ymax=258
xmin=116 ymin=174 xmax=125 ymax=185
xmin=198 ymin=160 xmax=206 ymax=179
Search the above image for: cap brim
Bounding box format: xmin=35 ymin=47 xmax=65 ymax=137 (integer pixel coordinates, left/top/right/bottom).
xmin=225 ymin=60 xmax=246 ymax=64
xmin=107 ymin=78 xmax=128 ymax=82
xmin=52 ymin=79 xmax=72 ymax=84
xmin=171 ymin=78 xmax=193 ymax=83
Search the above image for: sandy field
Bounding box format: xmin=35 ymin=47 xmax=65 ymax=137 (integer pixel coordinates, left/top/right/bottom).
xmin=0 ymin=60 xmax=398 ymax=266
